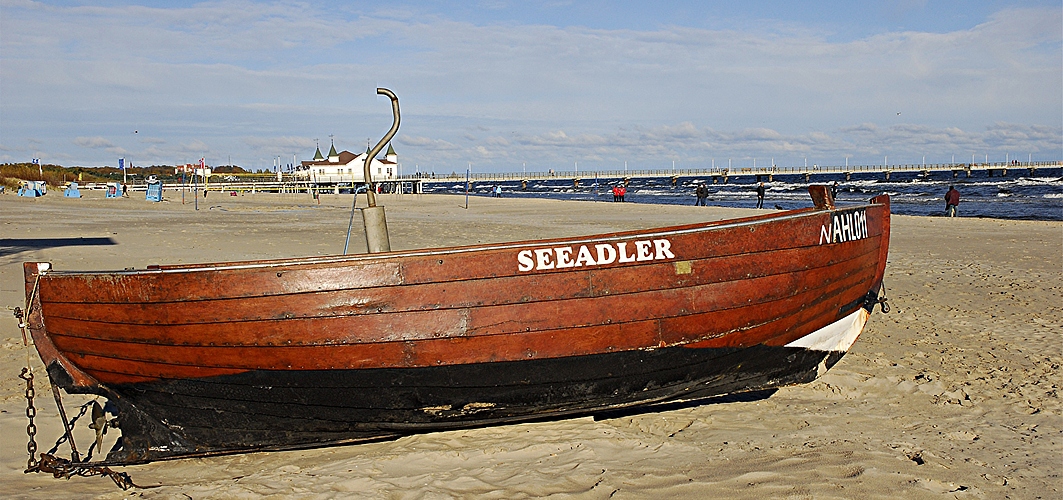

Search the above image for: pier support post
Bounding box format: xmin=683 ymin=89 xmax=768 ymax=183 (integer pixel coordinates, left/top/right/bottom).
xmin=988 ymin=169 xmax=993 ymax=177
xmin=1028 ymin=167 xmax=1036 ymax=176
xmin=965 ymin=168 xmax=971 ymax=178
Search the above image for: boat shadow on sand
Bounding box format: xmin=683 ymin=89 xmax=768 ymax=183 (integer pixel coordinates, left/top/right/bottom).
xmin=0 ymin=237 xmax=116 ymax=258
xmin=591 ymin=389 xmax=778 ymax=421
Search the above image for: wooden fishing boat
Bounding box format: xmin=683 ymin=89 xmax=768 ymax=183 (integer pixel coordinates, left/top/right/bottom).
xmin=22 ymin=188 xmax=890 ymax=464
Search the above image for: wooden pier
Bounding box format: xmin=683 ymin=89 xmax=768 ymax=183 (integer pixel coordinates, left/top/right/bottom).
xmin=410 ymin=161 xmax=1062 ymax=187
xmin=111 ymin=161 xmax=1058 ymax=193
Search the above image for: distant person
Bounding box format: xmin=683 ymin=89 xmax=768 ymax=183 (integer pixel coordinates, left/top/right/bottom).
xmin=945 ymin=185 xmax=960 ymax=217
xmin=831 ymin=181 xmax=840 ymax=200
xmin=618 ymin=185 xmax=626 ymax=202
xmin=695 ymin=183 xmax=708 ymax=206
xmin=612 ymin=185 xmax=620 ymax=202
xmin=755 ymin=182 xmax=766 ymax=209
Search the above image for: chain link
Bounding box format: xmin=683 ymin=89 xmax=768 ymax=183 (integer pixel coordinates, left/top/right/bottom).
xmin=30 ymin=453 xmax=145 ymax=491
xmin=45 ymin=401 xmax=92 ymax=456
xmin=14 ymin=270 xmax=146 ymax=490
xmin=19 ymin=367 xmax=38 ymax=470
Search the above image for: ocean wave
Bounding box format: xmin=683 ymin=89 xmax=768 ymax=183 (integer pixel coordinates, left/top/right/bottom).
xmin=1007 ymin=177 xmax=1063 ymax=187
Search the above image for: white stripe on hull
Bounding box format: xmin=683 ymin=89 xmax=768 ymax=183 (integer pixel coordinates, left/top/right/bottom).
xmin=785 ymin=308 xmax=869 ymax=353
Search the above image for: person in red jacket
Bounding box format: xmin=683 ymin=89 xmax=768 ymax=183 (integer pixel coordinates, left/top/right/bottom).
xmin=945 ymin=185 xmax=960 ymax=217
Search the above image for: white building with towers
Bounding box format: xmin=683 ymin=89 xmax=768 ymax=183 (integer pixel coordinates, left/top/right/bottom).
xmin=295 ymin=138 xmax=398 ymax=183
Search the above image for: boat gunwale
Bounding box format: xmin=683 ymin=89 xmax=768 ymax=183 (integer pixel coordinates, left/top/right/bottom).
xmin=38 ymin=226 xmax=882 ymax=313
xmin=32 ymin=203 xmax=882 ymax=277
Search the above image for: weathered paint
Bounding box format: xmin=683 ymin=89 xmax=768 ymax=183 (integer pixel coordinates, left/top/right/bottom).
xmin=24 ymin=191 xmax=891 ymax=463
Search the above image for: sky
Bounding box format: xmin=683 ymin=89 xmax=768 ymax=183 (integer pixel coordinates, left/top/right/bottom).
xmin=1 ymin=0 xmax=1060 ymax=173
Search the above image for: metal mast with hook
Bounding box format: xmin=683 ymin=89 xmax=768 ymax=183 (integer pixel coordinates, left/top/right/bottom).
xmin=345 ymin=88 xmax=400 ymax=254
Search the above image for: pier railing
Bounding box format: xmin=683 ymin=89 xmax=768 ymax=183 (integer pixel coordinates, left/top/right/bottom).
xmin=399 ymin=161 xmax=1061 ymax=182
xmin=67 ymin=160 xmax=1060 ymax=193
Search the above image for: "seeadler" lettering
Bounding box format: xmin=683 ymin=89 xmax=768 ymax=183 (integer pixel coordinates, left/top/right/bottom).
xmin=517 ymin=239 xmax=675 ymax=272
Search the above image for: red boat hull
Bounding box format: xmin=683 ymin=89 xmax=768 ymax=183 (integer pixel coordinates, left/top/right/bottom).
xmin=24 ymin=195 xmax=890 ymax=463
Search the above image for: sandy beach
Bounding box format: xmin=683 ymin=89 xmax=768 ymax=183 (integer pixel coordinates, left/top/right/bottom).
xmin=1 ymin=189 xmax=1059 ymax=499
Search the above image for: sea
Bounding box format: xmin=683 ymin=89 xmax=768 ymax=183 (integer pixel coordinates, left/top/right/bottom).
xmin=423 ymin=167 xmax=1063 ymax=221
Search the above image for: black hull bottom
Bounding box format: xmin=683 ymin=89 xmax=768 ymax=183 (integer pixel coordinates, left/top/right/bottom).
xmin=102 ymin=344 xmax=848 ymax=463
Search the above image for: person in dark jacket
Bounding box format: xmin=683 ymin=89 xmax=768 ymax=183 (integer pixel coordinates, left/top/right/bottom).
xmin=695 ymin=183 xmax=708 ymax=206
xmin=945 ymin=185 xmax=960 ymax=217
xmin=755 ymin=182 xmax=766 ymax=209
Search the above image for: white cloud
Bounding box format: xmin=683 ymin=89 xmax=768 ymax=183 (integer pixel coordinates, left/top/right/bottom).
xmin=399 ymin=136 xmax=460 ymax=151
xmin=73 ymin=136 xmax=116 ymax=149
xmin=0 ymin=2 xmax=1059 ymax=168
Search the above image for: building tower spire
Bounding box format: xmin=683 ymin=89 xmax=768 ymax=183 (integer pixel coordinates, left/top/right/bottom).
xmin=312 ymin=138 xmax=324 ymax=161
xmin=328 ymin=134 xmax=339 ymax=162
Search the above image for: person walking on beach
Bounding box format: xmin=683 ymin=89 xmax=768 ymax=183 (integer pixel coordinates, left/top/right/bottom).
xmin=755 ymin=182 xmax=766 ymax=209
xmin=945 ymin=185 xmax=960 ymax=217
xmin=831 ymin=181 xmax=840 ymax=201
xmin=695 ymin=183 xmax=708 ymax=206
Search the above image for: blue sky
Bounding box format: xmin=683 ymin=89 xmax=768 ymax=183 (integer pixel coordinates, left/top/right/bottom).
xmin=1 ymin=0 xmax=1060 ymax=172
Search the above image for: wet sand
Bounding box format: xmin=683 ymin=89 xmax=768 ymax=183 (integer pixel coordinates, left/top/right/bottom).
xmin=1 ymin=190 xmax=1059 ymax=499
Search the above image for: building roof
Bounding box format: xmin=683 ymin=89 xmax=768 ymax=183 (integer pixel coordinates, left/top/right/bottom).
xmin=303 ymin=150 xmax=358 ymax=167
xmin=301 ymin=142 xmax=398 ymax=168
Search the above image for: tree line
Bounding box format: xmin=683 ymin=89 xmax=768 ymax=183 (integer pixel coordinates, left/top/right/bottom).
xmin=0 ymin=163 xmax=254 ymax=190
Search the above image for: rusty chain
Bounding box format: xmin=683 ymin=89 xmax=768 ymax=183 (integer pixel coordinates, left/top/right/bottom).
xmin=44 ymin=400 xmax=91 ymax=456
xmin=18 ymin=367 xmax=38 ymax=470
xmin=15 ymin=282 xmax=150 ymax=491
xmin=30 ymin=453 xmax=143 ymax=490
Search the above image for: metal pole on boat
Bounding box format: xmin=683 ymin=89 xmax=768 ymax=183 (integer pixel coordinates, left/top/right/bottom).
xmin=50 ymin=383 xmax=80 ymax=462
xmin=345 ymin=88 xmax=399 ymax=254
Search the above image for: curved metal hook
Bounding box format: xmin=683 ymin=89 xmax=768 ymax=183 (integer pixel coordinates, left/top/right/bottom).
xmin=364 ymin=88 xmax=400 ymax=208
xmin=345 ymin=88 xmax=400 ymax=254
